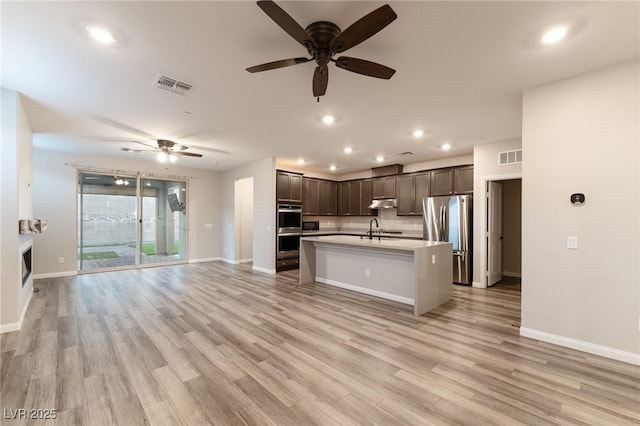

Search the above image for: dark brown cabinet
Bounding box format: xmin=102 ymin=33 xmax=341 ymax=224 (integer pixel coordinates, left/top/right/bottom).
xmin=319 ymin=180 xmax=337 ymax=216
xmin=277 ymin=171 xmax=302 ymax=203
xmin=453 ymin=165 xmax=474 ymax=194
xmin=337 ymin=180 xmax=376 ymax=216
xmin=396 ymin=172 xmax=431 ymax=216
xmin=430 ymin=165 xmax=473 ymax=196
xmin=358 ymin=179 xmax=375 ymax=216
xmin=302 ymin=178 xmax=320 ymax=215
xmin=372 ymin=176 xmax=396 ymax=199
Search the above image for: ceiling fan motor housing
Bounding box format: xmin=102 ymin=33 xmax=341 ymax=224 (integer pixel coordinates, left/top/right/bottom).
xmin=305 ymin=21 xmax=341 ymax=63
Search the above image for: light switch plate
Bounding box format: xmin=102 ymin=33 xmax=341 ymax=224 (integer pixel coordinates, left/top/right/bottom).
xmin=567 ymin=236 xmax=578 ymax=249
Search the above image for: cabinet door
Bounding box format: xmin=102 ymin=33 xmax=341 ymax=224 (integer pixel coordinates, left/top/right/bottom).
xmin=395 ymin=174 xmax=414 ymax=215
xmin=372 ymin=176 xmax=396 ymax=199
xmin=413 ymin=172 xmax=431 ymax=215
xmin=302 ymin=178 xmax=320 ymax=215
xmin=328 ymin=181 xmax=338 ymax=215
xmin=348 ymin=181 xmax=359 ymax=215
xmin=453 ymin=166 xmax=474 ymax=194
xmin=431 ymin=168 xmax=454 ymax=196
xmin=338 ymin=181 xmax=349 ymax=215
xmin=319 ymin=180 xmax=330 ymax=215
xmin=359 ymin=179 xmax=375 ymax=216
xmin=289 ymin=174 xmax=302 ymax=203
xmin=276 ymin=171 xmax=290 ymax=202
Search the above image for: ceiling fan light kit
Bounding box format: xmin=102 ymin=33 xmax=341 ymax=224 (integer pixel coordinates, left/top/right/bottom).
xmin=247 ymin=0 xmax=397 ymax=99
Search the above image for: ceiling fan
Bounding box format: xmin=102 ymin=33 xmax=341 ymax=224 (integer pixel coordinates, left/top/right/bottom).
xmin=121 ymin=139 xmax=203 ymax=163
xmin=246 ymin=0 xmax=397 ymax=99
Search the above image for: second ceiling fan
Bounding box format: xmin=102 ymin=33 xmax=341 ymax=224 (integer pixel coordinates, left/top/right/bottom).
xmin=246 ymin=0 xmax=397 ymax=99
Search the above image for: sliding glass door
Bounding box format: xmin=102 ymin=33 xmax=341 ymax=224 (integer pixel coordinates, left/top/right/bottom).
xmin=140 ymin=178 xmax=187 ymax=265
xmin=78 ymin=172 xmax=187 ymax=272
xmin=78 ymin=172 xmax=138 ymax=271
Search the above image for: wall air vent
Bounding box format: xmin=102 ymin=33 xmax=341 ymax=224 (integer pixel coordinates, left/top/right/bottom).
xmin=152 ymin=74 xmax=193 ymax=96
xmin=498 ymin=149 xmax=522 ymax=166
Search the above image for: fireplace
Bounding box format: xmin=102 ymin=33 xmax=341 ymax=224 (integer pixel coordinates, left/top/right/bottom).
xmin=21 ymin=246 xmax=32 ymax=287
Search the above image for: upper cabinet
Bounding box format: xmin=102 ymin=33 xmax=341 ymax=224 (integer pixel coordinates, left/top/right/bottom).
xmin=302 ymin=178 xmax=320 ymax=215
xmin=372 ymin=176 xmax=396 ymax=199
xmin=318 ymin=180 xmax=337 ymax=216
xmin=338 ymin=180 xmax=376 ymax=216
xmin=396 ymin=172 xmax=431 ymax=216
xmin=277 ymin=171 xmax=302 ymax=203
xmin=430 ymin=165 xmax=474 ymax=196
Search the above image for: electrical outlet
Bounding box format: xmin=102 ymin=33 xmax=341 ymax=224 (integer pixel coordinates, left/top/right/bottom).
xmin=567 ymin=236 xmax=578 ymax=249
xmin=365 ymin=268 xmax=370 ymax=277
xmin=58 ymin=257 xmax=64 ymax=264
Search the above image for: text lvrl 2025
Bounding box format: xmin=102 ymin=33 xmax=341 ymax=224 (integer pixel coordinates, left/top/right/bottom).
xmin=3 ymin=409 xmax=58 ymax=420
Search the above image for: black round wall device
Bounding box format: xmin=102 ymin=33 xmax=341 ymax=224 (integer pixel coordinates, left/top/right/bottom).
xmin=570 ymin=193 xmax=585 ymax=205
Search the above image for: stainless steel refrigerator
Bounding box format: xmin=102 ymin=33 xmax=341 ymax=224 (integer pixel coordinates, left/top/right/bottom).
xmin=423 ymin=195 xmax=472 ymax=285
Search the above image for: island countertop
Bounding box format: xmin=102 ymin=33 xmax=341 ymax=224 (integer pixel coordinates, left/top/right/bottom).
xmin=300 ymin=235 xmax=449 ymax=251
xmin=299 ymin=235 xmax=453 ymax=316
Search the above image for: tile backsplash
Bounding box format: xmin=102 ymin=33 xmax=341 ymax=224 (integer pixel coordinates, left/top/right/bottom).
xmin=304 ymin=209 xmax=423 ymax=236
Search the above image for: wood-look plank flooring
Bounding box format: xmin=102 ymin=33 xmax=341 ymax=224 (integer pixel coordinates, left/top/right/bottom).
xmin=1 ymin=262 xmax=638 ymax=425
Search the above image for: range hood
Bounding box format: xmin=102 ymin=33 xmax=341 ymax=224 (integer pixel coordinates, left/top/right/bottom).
xmin=368 ymin=199 xmax=397 ymax=209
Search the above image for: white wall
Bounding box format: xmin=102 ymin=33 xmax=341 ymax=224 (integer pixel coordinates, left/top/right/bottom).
xmin=1 ymin=90 xmax=34 ymax=332
xmin=221 ymin=157 xmax=275 ymax=273
xmin=473 ymin=138 xmax=522 ymax=287
xmin=32 ymin=149 xmax=221 ymax=276
xmin=521 ymin=60 xmax=639 ymax=361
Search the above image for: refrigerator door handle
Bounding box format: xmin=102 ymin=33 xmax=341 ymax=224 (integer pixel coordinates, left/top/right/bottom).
xmin=441 ymin=206 xmax=447 ymax=242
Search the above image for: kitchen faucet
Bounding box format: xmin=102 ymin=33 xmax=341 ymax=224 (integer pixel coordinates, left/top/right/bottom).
xmin=368 ymin=218 xmax=379 ymax=240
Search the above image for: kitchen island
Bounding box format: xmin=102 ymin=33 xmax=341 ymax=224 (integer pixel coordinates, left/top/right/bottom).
xmin=300 ymin=235 xmax=453 ymax=316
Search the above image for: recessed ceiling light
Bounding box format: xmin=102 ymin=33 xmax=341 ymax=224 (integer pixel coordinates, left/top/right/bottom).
xmin=322 ymin=115 xmax=335 ymax=125
xmin=542 ymin=26 xmax=568 ymax=45
xmin=441 ymin=143 xmax=451 ymax=151
xmin=329 ymin=165 xmax=337 ymax=171
xmin=297 ymin=158 xmax=305 ymax=164
xmin=376 ymin=156 xmax=384 ymax=162
xmin=86 ymin=25 xmax=117 ymax=45
xmin=343 ymin=147 xmax=353 ymax=154
xmin=412 ymin=129 xmax=424 ymax=138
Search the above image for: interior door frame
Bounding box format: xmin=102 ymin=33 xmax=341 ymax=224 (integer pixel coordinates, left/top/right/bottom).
xmin=476 ymin=172 xmax=521 ymax=288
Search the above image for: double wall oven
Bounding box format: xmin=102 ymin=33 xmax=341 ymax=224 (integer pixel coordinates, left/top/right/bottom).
xmin=276 ymin=204 xmax=301 ymax=271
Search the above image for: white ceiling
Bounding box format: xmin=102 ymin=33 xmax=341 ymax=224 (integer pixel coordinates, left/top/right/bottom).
xmin=2 ymin=1 xmax=638 ymax=174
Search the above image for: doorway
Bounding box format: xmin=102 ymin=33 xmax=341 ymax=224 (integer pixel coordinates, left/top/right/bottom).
xmin=234 ymin=177 xmax=254 ymax=263
xmin=77 ymin=172 xmax=188 ymax=272
xmin=484 ymin=177 xmax=522 ymax=287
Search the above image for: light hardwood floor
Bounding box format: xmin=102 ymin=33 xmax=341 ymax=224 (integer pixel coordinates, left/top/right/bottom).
xmin=1 ymin=262 xmax=638 ymax=425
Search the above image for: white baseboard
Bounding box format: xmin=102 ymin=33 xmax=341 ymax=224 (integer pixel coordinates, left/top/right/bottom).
xmin=188 ymin=257 xmax=221 ymax=264
xmin=252 ymin=265 xmax=275 ymax=274
xmin=472 ymin=281 xmax=485 ymax=288
xmin=316 ymin=277 xmax=414 ymax=306
xmin=0 ymin=286 xmax=34 ymax=334
xmin=220 ymin=258 xmax=240 ymax=265
xmin=239 ymin=258 xmax=253 ymax=264
xmin=33 ymin=270 xmax=77 ymax=279
xmin=520 ymin=327 xmax=640 ymax=366
xmin=503 ymin=271 xmax=521 ymax=278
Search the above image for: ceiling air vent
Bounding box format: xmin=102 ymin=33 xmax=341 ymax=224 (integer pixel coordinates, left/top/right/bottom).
xmin=152 ymin=74 xmax=193 ymax=96
xmin=398 ymin=151 xmax=414 ymax=156
xmin=498 ymin=149 xmax=522 ymax=166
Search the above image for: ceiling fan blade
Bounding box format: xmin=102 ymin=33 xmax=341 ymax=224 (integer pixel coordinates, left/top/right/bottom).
xmin=335 ymin=56 xmax=395 ymax=79
xmin=246 ymin=57 xmax=311 ymax=73
xmin=313 ymin=65 xmax=328 ymax=97
xmin=257 ymin=1 xmax=317 ymax=50
xmin=330 ymin=4 xmax=397 ymax=54
xmin=175 ymin=151 xmax=203 ymax=158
